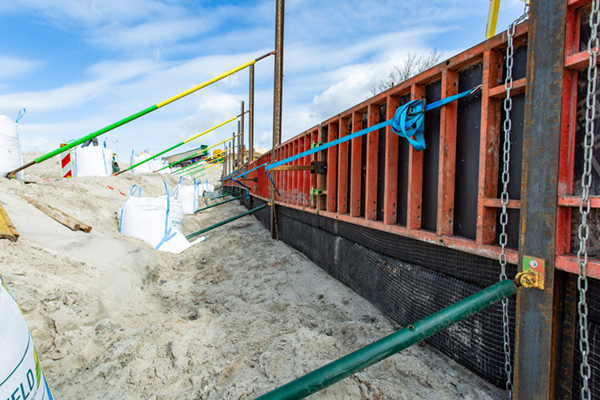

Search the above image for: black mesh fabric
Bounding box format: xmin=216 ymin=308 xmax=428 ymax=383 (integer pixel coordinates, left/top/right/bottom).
xmin=276 ymin=213 xmax=516 ymax=388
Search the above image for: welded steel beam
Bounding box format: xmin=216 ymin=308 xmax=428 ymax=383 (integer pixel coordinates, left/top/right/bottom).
xmin=513 ymin=0 xmax=568 ymax=398
xmin=271 ymin=0 xmax=284 ymax=239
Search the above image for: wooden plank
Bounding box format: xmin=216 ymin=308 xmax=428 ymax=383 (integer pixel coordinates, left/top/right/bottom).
xmin=0 ymin=201 xmax=19 ymax=242
xmin=407 ymin=84 xmax=424 ymax=230
xmin=365 ymin=103 xmax=379 ymax=220
xmin=437 ymin=69 xmax=459 ymax=236
xmin=21 ymin=195 xmax=92 ymax=233
xmin=270 ymin=165 xmax=316 ymax=171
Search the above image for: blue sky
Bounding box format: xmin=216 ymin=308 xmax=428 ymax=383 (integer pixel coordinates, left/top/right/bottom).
xmin=0 ymin=0 xmax=526 ymax=162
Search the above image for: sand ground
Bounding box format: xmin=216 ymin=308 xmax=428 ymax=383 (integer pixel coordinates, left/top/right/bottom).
xmin=0 ymin=153 xmax=506 ymax=399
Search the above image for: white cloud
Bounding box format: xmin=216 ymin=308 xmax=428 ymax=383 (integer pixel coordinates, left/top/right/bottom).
xmin=0 ymin=56 xmax=43 ymax=81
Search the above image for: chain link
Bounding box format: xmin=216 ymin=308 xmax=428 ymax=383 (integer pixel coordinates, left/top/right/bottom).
xmin=577 ymin=2 xmax=599 ymax=399
xmin=499 ymin=4 xmax=528 ymax=399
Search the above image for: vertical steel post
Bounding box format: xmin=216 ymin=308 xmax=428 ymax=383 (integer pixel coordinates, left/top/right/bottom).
xmin=241 ymin=100 xmax=245 ymax=165
xmin=513 ymin=0 xmax=568 ymax=398
xmin=271 ymin=0 xmax=284 ymax=239
xmin=249 ymin=65 xmax=255 ymax=163
xmin=232 ymin=132 xmax=236 ymax=174
xmin=240 ymin=101 xmax=245 ymax=205
xmin=237 ymin=121 xmax=241 ymax=168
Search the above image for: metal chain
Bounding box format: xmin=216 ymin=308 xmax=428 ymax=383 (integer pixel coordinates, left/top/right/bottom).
xmin=499 ymin=4 xmax=528 ymax=399
xmin=578 ymin=2 xmax=599 ymax=399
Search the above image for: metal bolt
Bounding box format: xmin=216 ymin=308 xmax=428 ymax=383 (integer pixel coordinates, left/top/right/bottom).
xmin=529 ymin=260 xmax=538 ymax=268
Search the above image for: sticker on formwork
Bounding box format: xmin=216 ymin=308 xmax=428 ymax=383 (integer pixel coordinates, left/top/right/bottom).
xmin=0 ymin=275 xmax=54 ymax=400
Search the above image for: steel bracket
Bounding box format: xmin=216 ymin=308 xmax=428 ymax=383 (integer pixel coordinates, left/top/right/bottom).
xmin=520 ymin=255 xmax=546 ymax=290
xmin=310 ymin=161 xmax=327 ymax=174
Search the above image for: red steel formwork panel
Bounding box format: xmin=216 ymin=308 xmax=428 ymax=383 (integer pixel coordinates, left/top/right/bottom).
xmin=229 ymin=23 xmax=535 ymax=266
xmin=228 ymin=6 xmax=599 ymax=281
xmin=555 ymin=0 xmax=600 ymax=280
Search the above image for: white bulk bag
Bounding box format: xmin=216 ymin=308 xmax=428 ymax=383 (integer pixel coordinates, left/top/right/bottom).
xmin=173 ymin=178 xmax=199 ymax=215
xmin=198 ymin=179 xmax=215 ymax=193
xmin=0 ymin=115 xmax=24 ymax=181
xmin=130 ymin=150 xmax=152 ymax=174
xmin=0 ymin=276 xmax=53 ymax=400
xmin=148 ymin=158 xmax=167 ymax=173
xmin=74 ymin=146 xmax=113 ymax=177
xmin=118 ymin=182 xmax=184 ymax=248
xmin=155 ymin=228 xmax=206 ymax=254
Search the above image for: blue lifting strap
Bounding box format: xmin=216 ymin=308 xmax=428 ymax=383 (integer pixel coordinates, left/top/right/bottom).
xmin=391 ymin=100 xmax=426 ymax=151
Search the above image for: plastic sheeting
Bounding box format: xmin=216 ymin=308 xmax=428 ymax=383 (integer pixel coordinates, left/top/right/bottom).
xmin=0 ymin=115 xmax=24 ymax=181
xmin=74 ymin=146 xmax=113 ymax=177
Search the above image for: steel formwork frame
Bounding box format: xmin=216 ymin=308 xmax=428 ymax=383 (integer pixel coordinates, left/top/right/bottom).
xmin=227 ymin=1 xmax=600 ymax=278
xmin=224 ymin=1 xmax=600 ymax=396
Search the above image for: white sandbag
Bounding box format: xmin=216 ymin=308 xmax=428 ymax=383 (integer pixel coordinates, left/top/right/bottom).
xmin=198 ymin=179 xmax=215 ymax=193
xmin=130 ymin=150 xmax=152 ymax=174
xmin=118 ymin=182 xmax=184 ymax=247
xmin=0 ymin=115 xmax=24 ymax=181
xmin=74 ymin=146 xmax=113 ymax=177
xmin=155 ymin=228 xmax=206 ymax=254
xmin=148 ymin=158 xmax=167 ymax=173
xmin=0 ymin=275 xmax=53 ymax=400
xmin=173 ymin=179 xmax=200 ymax=215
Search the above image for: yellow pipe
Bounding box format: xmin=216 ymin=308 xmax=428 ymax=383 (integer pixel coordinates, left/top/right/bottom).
xmin=157 ymin=60 xmax=256 ymax=108
xmin=486 ymin=0 xmax=501 ymax=39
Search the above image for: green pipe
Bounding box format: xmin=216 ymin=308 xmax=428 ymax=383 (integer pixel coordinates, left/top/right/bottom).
xmin=207 ymin=193 xmax=233 ymax=202
xmin=176 ymin=159 xmax=223 ymax=176
xmin=186 ymin=204 xmax=266 ymax=240
xmin=155 ymin=134 xmax=238 ymax=173
xmin=6 ymin=53 xmax=274 ymax=178
xmin=194 ymin=195 xmax=243 ymax=214
xmin=255 ymin=279 xmax=518 ymax=400
xmin=173 ymin=153 xmax=226 ymax=175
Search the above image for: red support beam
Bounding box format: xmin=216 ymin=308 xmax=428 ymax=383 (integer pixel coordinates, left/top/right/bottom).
xmin=477 ymin=49 xmax=502 ymax=245
xmin=311 ymin=129 xmax=319 ymax=208
xmin=317 ymin=126 xmax=327 ymax=211
xmin=437 ymin=69 xmax=459 ymax=236
xmin=350 ymin=111 xmax=364 ymax=217
xmin=365 ymin=103 xmax=380 ymax=220
xmin=338 ymin=119 xmax=350 ymax=214
xmin=407 ymin=84 xmax=424 ymax=230
xmin=304 ymin=132 xmax=311 ymax=207
xmin=327 ymin=121 xmax=339 ymax=212
xmin=384 ymin=95 xmax=400 ymax=225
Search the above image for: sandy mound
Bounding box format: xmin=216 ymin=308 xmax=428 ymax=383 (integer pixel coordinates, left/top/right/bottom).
xmin=0 ymin=153 xmax=505 ymax=399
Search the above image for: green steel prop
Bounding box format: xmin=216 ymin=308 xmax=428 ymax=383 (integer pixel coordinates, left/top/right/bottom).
xmin=5 ymin=52 xmax=274 ymax=179
xmin=115 ymin=113 xmax=244 ymax=176
xmin=194 ymin=195 xmax=244 ymax=214
xmin=186 ymin=204 xmax=266 ymax=240
xmin=155 ymin=134 xmax=240 ymax=173
xmin=255 ymin=278 xmax=520 ymax=400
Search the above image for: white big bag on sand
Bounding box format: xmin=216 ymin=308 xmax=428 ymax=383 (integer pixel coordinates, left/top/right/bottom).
xmin=173 ymin=178 xmax=200 ymax=215
xmin=0 ymin=115 xmax=24 ymax=181
xmin=0 ymin=275 xmax=53 ymax=400
xmin=118 ymin=182 xmax=184 ymax=248
xmin=197 ymin=179 xmax=215 ymax=194
xmin=74 ymin=146 xmax=113 ymax=177
xmin=130 ymin=150 xmax=152 ymax=174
